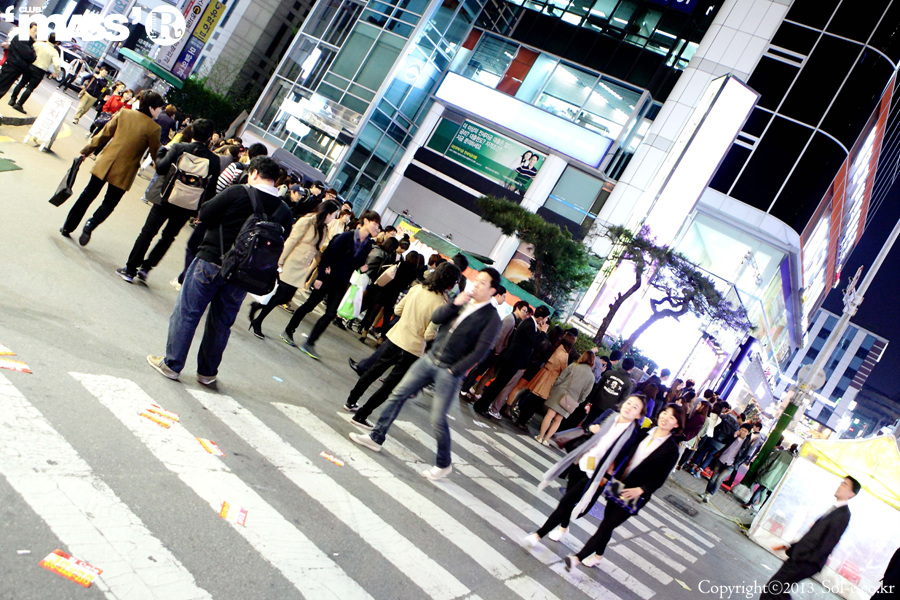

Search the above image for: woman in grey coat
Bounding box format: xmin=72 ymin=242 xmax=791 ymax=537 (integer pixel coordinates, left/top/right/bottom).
xmin=524 ymin=395 xmax=646 ymax=545
xmin=536 ymin=351 xmax=597 ymax=443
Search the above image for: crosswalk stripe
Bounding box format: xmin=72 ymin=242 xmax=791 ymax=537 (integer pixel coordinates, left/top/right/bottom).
xmin=644 ymin=501 xmax=720 ymax=544
xmin=548 ymin=562 xmax=628 ymax=600
xmin=190 ymin=390 xmax=470 ymax=600
xmin=595 ymin=558 xmax=655 ymax=599
xmin=468 ymin=430 xmax=547 ymax=482
xmin=0 ymin=373 xmax=212 ymax=600
xmin=622 ymin=505 xmax=705 ymax=555
xmin=72 ymin=374 xmax=372 ymax=600
xmin=609 ymin=545 xmax=673 ymax=584
xmin=520 ymin=433 xmax=565 ymax=461
xmin=648 ymin=531 xmax=697 ymax=563
xmin=275 ymin=404 xmax=561 ymax=600
xmin=495 ymin=431 xmax=557 ymax=470
xmin=630 ymin=537 xmax=686 ymax=573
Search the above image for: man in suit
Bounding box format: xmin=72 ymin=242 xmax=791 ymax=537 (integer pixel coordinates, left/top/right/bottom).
xmin=351 ymin=268 xmax=503 ymax=481
xmin=474 ymin=304 xmax=550 ymax=417
xmin=462 ymin=300 xmax=531 ymax=399
xmin=760 ymin=475 xmax=859 ymax=600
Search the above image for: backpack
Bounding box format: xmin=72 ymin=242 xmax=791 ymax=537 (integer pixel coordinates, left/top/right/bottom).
xmin=164 ymin=145 xmax=211 ymax=210
xmin=220 ymin=186 xmax=285 ymax=295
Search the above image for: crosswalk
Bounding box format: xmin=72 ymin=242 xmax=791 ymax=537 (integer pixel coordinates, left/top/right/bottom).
xmin=0 ymin=370 xmax=727 ymax=600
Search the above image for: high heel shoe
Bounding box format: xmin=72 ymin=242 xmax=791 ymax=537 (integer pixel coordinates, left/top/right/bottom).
xmin=249 ymin=321 xmax=265 ymax=340
xmin=248 ymin=302 xmax=261 ymax=323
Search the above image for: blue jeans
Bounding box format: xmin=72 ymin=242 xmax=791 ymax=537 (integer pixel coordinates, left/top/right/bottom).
xmin=165 ymin=258 xmax=247 ymax=376
xmin=370 ymin=355 xmax=462 ymax=468
xmin=694 ymin=437 xmax=725 ymax=470
xmin=705 ymin=461 xmax=735 ymax=496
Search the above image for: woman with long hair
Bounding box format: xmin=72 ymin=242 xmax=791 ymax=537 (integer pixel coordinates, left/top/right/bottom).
xmin=678 ymin=400 xmax=710 ymax=468
xmin=664 ymin=378 xmax=684 ymax=404
xmin=62 ymin=90 xmax=164 ymax=245
xmin=248 ymin=199 xmax=341 ymax=338
xmin=524 ymin=395 xmax=646 ymax=546
xmin=363 ymin=250 xmax=424 ymax=342
xmin=511 ymin=333 xmax=574 ymax=436
xmin=563 ymin=403 xmax=685 ymax=571
xmin=535 ymin=350 xmax=597 ymax=443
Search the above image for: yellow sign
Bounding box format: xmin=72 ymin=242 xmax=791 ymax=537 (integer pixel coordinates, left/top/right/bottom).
xmin=192 ymin=1 xmax=225 ymax=43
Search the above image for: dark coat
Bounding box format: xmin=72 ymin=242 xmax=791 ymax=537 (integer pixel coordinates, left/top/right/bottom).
xmin=786 ymin=504 xmax=851 ymax=571
xmin=614 ymin=431 xmax=680 ymax=511
xmin=429 ymin=301 xmax=501 ymax=377
xmin=319 ymin=230 xmax=373 ymax=285
xmin=5 ymin=36 xmax=36 ymax=70
xmin=500 ymin=317 xmax=541 ymax=369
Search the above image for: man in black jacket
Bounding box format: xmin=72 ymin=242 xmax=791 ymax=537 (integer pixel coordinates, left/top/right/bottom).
xmin=352 ymin=268 xmax=503 ymax=481
xmin=474 ymin=304 xmax=550 ymax=417
xmin=761 ymin=476 xmax=858 ymax=600
xmin=282 ymin=210 xmax=382 ymax=359
xmin=147 ymin=156 xmax=292 ymax=385
xmin=0 ymin=22 xmax=36 ymax=101
xmin=116 ymin=118 xmax=221 ymax=283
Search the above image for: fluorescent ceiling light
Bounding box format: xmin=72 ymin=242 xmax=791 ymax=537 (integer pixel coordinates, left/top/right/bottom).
xmin=435 ymin=72 xmax=614 ymax=167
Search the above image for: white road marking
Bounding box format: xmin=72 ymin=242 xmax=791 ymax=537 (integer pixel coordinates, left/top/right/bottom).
xmin=609 ymin=544 xmax=673 ymax=584
xmin=631 ymin=537 xmax=687 ymax=572
xmin=0 ymin=373 xmax=211 ymax=600
xmin=636 ymin=507 xmax=707 ymax=555
xmin=643 ymin=501 xmax=720 ymax=545
xmin=596 ymin=558 xmax=655 ymax=599
xmin=191 ymin=390 xmax=469 ymax=600
xmin=73 ymin=374 xmax=371 ymax=600
xmin=468 ymin=430 xmax=547 ymax=482
xmin=495 ymin=432 xmax=557 ymax=470
xmin=276 ymin=404 xmax=560 ymax=600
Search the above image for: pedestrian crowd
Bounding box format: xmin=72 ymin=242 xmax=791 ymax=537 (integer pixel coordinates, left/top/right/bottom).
xmin=9 ymin=38 xmax=881 ymax=598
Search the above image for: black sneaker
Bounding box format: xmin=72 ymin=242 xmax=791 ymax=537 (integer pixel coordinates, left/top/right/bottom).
xmin=136 ymin=269 xmax=148 ymax=282
xmin=115 ymin=267 xmax=134 ymax=283
xmin=280 ymin=331 xmax=296 ymax=347
xmin=348 ymin=358 xmax=361 ymax=374
xmin=351 ymin=417 xmax=374 ymax=430
xmin=343 ymin=402 xmax=359 ymax=413
xmin=300 ymin=343 xmax=319 ymax=360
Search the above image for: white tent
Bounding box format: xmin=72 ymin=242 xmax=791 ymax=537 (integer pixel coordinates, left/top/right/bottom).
xmin=749 ymin=435 xmax=900 ymax=599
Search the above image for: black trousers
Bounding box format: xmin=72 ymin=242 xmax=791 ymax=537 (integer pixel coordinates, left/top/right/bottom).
xmin=515 ymin=390 xmax=547 ymax=427
xmin=125 ymin=202 xmax=193 ymax=274
xmin=0 ymin=62 xmax=29 ymax=99
xmin=462 ymin=350 xmax=498 ymax=393
xmin=351 ymin=340 xmax=418 ymax=419
xmin=474 ymin=360 xmax=519 ymax=412
xmin=537 ymin=468 xmax=590 ymax=536
xmin=252 ymin=281 xmax=300 ymax=327
xmin=760 ymin=560 xmax=820 ymax=600
xmin=576 ymin=501 xmax=633 ymax=560
xmin=63 ymin=175 xmax=127 ymax=233
xmin=9 ymin=65 xmax=41 ymax=105
xmin=285 ymin=278 xmax=345 ymax=345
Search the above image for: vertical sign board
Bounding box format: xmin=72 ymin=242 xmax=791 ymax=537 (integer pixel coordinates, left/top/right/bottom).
xmin=171 ymin=1 xmax=224 ymax=79
xmin=24 ymin=93 xmax=71 ymax=152
xmin=157 ymin=0 xmax=209 ymax=70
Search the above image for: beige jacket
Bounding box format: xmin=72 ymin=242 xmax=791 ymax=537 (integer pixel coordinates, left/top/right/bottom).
xmin=528 ymin=346 xmax=569 ymax=399
xmin=82 ymin=110 xmax=161 ymax=191
xmin=279 ymin=214 xmax=323 ymax=288
xmin=386 ymin=284 xmax=446 ymax=356
xmin=33 ymin=41 xmax=60 ymax=74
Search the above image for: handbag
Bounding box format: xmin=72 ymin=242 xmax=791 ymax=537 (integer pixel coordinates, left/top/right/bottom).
xmin=602 ymin=458 xmax=645 ymax=515
xmin=337 ymin=273 xmax=365 ymax=320
xmin=559 ymin=393 xmax=578 ymax=414
xmin=374 ymin=264 xmax=397 ymax=287
xmin=551 ymin=427 xmax=586 ymax=448
xmin=49 ymin=156 xmax=84 ymax=206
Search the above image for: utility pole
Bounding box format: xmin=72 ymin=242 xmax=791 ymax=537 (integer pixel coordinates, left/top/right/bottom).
xmin=739 ymin=213 xmax=900 ymax=490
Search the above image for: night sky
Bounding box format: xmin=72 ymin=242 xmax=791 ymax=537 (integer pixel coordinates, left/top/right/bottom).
xmin=821 ymin=184 xmax=900 ymax=396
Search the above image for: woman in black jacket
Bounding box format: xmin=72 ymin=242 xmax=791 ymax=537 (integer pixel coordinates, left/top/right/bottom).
xmin=565 ymin=403 xmax=686 ymax=571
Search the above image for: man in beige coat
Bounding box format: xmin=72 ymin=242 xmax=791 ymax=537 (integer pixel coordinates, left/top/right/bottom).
xmin=61 ymin=91 xmax=163 ymax=245
xmin=346 ymin=262 xmax=461 ymax=428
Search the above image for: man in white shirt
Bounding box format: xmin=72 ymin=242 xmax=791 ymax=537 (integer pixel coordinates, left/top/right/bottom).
xmin=8 ymin=32 xmax=60 ymax=113
xmin=698 ymin=424 xmax=752 ymax=503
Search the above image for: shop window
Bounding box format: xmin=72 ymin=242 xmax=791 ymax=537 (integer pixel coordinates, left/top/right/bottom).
xmin=306 ymin=0 xmax=341 ymax=38
xmin=514 ymin=53 xmax=557 ymax=103
xmin=545 ymin=167 xmax=607 ymax=224
xmin=577 ymin=77 xmax=642 ymax=138
xmin=330 ymin=23 xmax=380 ymax=80
xmin=537 ymin=63 xmax=596 ymax=119
xmin=324 ymin=2 xmax=365 ymax=46
xmin=462 ymin=34 xmax=520 ymax=88
xmin=251 ymin=78 xmax=295 ymax=132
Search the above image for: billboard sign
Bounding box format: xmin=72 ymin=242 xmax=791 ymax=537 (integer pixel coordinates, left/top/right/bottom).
xmin=427 ymin=118 xmax=544 ymax=195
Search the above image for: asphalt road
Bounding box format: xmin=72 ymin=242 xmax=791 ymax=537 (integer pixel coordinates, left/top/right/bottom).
xmin=0 ymin=80 xmax=842 ymax=600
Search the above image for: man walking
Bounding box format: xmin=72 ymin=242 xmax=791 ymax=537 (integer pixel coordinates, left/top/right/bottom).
xmin=0 ymin=22 xmax=37 ymax=102
xmin=147 ymin=156 xmax=292 ymax=385
xmin=8 ymin=32 xmax=60 ymax=113
xmin=462 ymin=300 xmax=530 ymax=400
xmin=351 ymin=268 xmax=503 ymax=480
xmin=72 ymin=66 xmax=108 ymax=124
xmin=282 ymin=210 xmax=382 ymax=359
xmin=698 ymin=423 xmax=752 ymax=503
xmin=760 ymin=476 xmax=859 ymax=599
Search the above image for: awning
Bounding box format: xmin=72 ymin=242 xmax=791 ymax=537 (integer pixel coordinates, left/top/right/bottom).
xmin=119 ymin=48 xmax=184 ymax=89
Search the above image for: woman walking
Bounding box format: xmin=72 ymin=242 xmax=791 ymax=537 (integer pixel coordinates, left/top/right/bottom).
xmin=563 ymin=403 xmax=685 ymax=571
xmin=677 ymin=399 xmax=709 ymax=468
xmin=347 ymin=262 xmax=460 ymax=427
xmin=61 ymin=90 xmax=164 ymax=245
xmin=248 ymin=199 xmax=341 ymax=338
xmin=512 ymin=335 xmax=575 ymax=437
xmin=524 ymin=395 xmax=646 ymax=546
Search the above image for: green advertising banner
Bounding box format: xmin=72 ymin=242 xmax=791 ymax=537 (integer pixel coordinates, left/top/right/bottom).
xmin=427 ymin=119 xmax=544 ymax=195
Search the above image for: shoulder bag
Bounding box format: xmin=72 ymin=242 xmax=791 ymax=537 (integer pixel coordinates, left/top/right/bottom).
xmin=602 ymin=457 xmax=645 ymax=515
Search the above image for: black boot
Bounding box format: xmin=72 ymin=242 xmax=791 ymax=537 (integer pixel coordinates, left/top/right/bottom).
xmin=12 ymin=104 xmax=26 ymax=114
xmin=78 ymin=220 xmax=95 ymax=246
xmin=249 ymin=321 xmax=265 ymax=340
xmin=248 ymin=302 xmax=261 ymax=323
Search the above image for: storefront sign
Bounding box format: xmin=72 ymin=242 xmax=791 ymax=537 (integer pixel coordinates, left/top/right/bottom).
xmin=427 ymin=118 xmax=544 ymax=195
xmin=169 ymin=1 xmax=224 ymax=79
xmin=157 ymin=0 xmax=208 ymax=70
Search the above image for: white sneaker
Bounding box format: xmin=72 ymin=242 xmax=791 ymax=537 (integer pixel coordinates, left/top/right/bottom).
xmin=582 ymin=554 xmax=602 ymax=568
xmin=421 ymin=465 xmax=452 ymax=480
xmin=547 ymin=526 xmax=567 ymax=541
xmin=349 ymin=432 xmax=381 ymax=452
xmin=522 ymin=533 xmax=541 ymax=548
xmin=169 ymin=278 xmax=182 ymax=291
xmin=564 ymin=555 xmax=580 ymax=571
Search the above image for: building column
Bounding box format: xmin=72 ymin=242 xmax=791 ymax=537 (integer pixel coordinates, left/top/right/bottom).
xmin=488 ymin=153 xmax=567 ymax=271
xmin=370 ymin=102 xmax=445 ymax=216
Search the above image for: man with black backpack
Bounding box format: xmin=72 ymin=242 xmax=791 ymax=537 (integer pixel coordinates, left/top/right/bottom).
xmin=116 ymin=118 xmax=221 ymax=284
xmin=148 ymin=156 xmax=292 ymax=385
